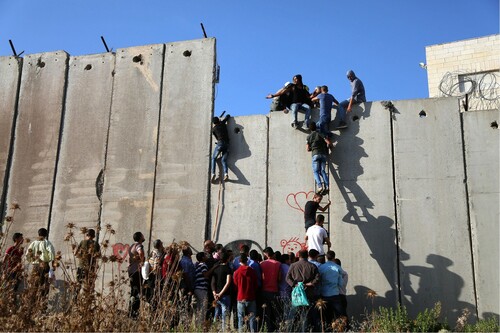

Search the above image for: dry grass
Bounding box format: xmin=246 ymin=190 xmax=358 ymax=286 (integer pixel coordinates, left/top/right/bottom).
xmin=0 ymin=208 xmax=206 ymax=332
xmin=1 ymin=206 xmax=497 ymax=332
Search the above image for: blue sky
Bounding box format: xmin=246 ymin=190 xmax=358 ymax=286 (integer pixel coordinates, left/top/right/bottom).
xmin=0 ymin=0 xmax=498 ymax=117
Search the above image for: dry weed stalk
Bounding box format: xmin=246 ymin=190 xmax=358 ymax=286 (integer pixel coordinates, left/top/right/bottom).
xmin=0 ymin=215 xmax=201 ymax=332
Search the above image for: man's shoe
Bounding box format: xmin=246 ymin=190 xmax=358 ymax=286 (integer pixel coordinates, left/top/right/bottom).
xmin=211 ymin=174 xmax=216 ymax=182
xmin=316 ymin=187 xmax=324 ymax=195
xmin=321 ymin=187 xmax=330 ymax=195
xmin=335 ymin=121 xmax=348 ymax=130
xmin=223 ymin=174 xmax=229 ymax=181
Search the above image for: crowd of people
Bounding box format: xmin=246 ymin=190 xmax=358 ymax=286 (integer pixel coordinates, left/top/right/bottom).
xmin=1 ymin=204 xmax=347 ymax=332
xmin=122 ymin=227 xmax=349 ymax=332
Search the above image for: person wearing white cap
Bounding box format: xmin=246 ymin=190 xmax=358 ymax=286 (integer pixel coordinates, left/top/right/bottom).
xmin=266 ymin=74 xmax=312 ymax=129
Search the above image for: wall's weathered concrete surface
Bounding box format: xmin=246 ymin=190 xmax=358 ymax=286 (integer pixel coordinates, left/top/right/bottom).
xmin=267 ymin=111 xmax=319 ymax=254
xmin=210 ymin=115 xmax=268 ymax=251
xmin=0 ymin=39 xmax=498 ymax=323
xmin=393 ymin=98 xmax=476 ymax=320
xmin=5 ymin=52 xmax=68 ymax=235
xmin=0 ymin=56 xmax=21 ymax=217
xmin=151 ymin=39 xmax=215 ymax=251
xmin=463 ymin=110 xmax=499 ymax=318
xmin=50 ymin=53 xmax=115 ymax=256
xmin=100 ymin=45 xmax=164 ymax=249
xmin=331 ymin=102 xmax=398 ymax=315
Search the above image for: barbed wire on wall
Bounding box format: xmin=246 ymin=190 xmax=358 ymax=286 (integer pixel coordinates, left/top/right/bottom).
xmin=438 ymin=70 xmax=500 ymax=111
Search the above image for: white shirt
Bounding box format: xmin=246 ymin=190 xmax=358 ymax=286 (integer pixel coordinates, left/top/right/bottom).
xmin=306 ymin=225 xmax=328 ymax=255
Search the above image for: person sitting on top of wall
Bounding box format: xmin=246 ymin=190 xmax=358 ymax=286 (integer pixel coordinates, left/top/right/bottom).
xmin=266 ymin=74 xmax=312 ymax=129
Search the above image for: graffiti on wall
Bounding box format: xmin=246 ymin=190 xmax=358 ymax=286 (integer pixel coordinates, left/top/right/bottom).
xmin=286 ymin=190 xmax=314 ymax=213
xmin=224 ymin=239 xmax=264 ymax=254
xmin=282 ymin=190 xmax=314 ymax=254
xmin=280 ymin=237 xmax=307 ymax=255
xmin=111 ymin=243 xmax=129 ymax=269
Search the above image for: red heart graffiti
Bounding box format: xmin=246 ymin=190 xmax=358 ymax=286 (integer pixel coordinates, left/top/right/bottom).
xmin=286 ymin=191 xmax=315 ymax=213
xmin=112 ymin=243 xmax=130 ymax=261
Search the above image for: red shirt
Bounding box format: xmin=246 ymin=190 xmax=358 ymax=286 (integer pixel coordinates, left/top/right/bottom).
xmin=260 ymin=259 xmax=281 ymax=292
xmin=4 ymin=245 xmax=23 ymax=273
xmin=233 ymin=265 xmax=258 ymax=301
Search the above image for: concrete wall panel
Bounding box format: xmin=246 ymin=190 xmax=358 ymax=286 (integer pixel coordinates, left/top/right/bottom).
xmin=463 ymin=110 xmax=499 ymax=318
xmin=209 ymin=115 xmax=267 ymax=251
xmin=151 ymin=39 xmax=215 ymax=251
xmin=0 ymin=56 xmax=21 ymax=217
xmin=101 ymin=45 xmax=164 ymax=248
xmin=50 ymin=53 xmax=115 ymax=255
xmin=267 ymin=111 xmax=318 ymax=252
xmin=5 ymin=51 xmax=68 ymax=236
xmin=331 ymin=102 xmax=398 ymax=315
xmin=394 ymin=98 xmax=476 ymax=321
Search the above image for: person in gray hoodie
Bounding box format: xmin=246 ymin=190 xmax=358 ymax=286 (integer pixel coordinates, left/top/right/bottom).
xmin=336 ymin=70 xmax=366 ymax=129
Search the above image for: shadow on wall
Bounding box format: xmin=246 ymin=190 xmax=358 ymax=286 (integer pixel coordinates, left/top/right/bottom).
xmin=330 ymin=104 xmax=476 ymax=323
xmin=330 ymin=103 xmax=399 ymax=315
xmin=401 ymin=253 xmax=476 ymax=323
xmin=226 ymin=118 xmax=251 ymax=186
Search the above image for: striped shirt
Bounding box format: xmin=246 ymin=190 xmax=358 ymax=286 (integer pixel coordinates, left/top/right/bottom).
xmin=194 ymin=261 xmax=209 ymax=290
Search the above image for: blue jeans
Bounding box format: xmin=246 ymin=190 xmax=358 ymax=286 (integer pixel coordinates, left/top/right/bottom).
xmin=237 ymin=300 xmax=256 ymax=332
xmin=338 ymin=101 xmax=349 ymax=122
xmin=323 ymin=295 xmax=347 ymax=327
xmin=290 ymin=103 xmax=311 ymax=126
xmin=312 ymin=154 xmax=329 ymax=188
xmin=211 ymin=141 xmax=228 ymax=175
xmin=214 ymin=294 xmax=231 ymax=331
xmin=261 ymin=291 xmax=279 ymax=332
xmin=316 ymin=114 xmax=331 ymax=137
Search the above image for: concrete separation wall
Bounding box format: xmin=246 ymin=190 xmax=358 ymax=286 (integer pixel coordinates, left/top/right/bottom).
xmin=463 ymin=110 xmax=500 ymax=318
xmin=151 ymin=39 xmax=216 ymax=251
xmin=0 ymin=39 xmax=497 ymax=324
xmin=0 ymin=57 xmax=21 ymax=217
xmin=5 ymin=51 xmax=68 ymax=235
xmin=393 ymin=98 xmax=476 ymax=320
xmin=101 ymin=44 xmax=164 ymax=249
xmin=210 ymin=115 xmax=268 ymax=252
xmin=267 ymin=111 xmax=318 ymax=255
xmin=50 ymin=53 xmax=115 ymax=256
xmin=331 ymin=102 xmax=398 ymax=316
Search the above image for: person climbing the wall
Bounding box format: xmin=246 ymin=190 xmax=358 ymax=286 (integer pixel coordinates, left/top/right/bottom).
xmin=310 ymin=85 xmax=340 ymax=138
xmin=211 ymin=113 xmax=231 ymax=182
xmin=266 ymin=74 xmax=312 ymax=129
xmin=304 ymin=193 xmax=331 ymax=231
xmin=336 ymin=70 xmax=366 ymax=130
xmin=306 ymin=122 xmax=331 ymax=195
